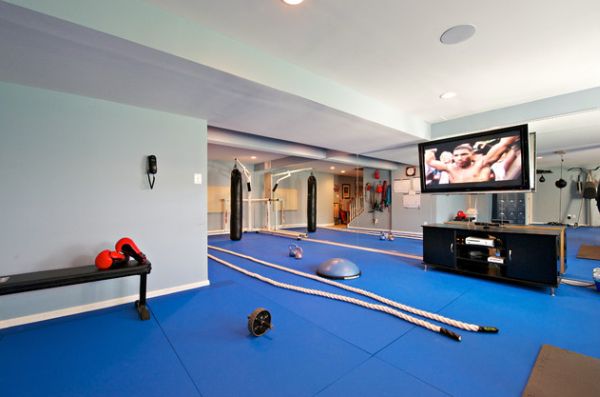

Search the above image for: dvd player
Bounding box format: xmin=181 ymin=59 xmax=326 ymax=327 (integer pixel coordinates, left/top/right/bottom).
xmin=465 ymin=237 xmax=495 ymax=247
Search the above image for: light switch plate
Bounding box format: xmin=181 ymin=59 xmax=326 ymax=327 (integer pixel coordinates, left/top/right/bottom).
xmin=194 ymin=173 xmax=202 ymax=184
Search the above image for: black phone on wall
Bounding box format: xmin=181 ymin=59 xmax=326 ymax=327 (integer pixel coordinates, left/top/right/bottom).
xmin=147 ymin=155 xmax=157 ymax=174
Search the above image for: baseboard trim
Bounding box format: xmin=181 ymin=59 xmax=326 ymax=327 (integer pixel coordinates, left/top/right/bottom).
xmin=0 ymin=280 xmax=210 ymax=330
xmin=348 ymin=225 xmax=423 ymax=237
xmin=279 ymin=223 xmax=335 ymax=229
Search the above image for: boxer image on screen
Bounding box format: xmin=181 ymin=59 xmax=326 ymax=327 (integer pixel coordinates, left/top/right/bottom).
xmin=425 ymin=136 xmax=519 ymax=184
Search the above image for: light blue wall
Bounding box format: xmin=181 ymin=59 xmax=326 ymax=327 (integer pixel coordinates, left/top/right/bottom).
xmin=0 ymin=82 xmax=207 ymax=321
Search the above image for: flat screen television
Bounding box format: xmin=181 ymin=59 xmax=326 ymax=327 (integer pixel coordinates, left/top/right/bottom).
xmin=418 ymin=124 xmax=531 ymax=193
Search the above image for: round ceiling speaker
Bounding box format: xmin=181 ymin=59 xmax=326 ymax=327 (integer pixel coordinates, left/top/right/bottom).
xmin=440 ymin=25 xmax=476 ymax=45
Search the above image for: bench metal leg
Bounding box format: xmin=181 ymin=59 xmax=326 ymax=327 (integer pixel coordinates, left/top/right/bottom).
xmin=135 ymin=273 xmax=150 ymax=320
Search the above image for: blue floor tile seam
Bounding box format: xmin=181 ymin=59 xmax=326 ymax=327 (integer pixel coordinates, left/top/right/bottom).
xmin=150 ymin=306 xmax=205 ymax=397
xmin=208 ymin=246 xmax=470 ymax=356
xmin=209 ymin=259 xmax=382 ymax=356
xmin=368 ymin=277 xmax=475 ymax=357
xmin=426 ymin=280 xmax=476 ymax=317
xmin=369 ymin=326 xmax=460 ymax=397
xmin=310 ymin=356 xmax=374 ymax=396
xmin=312 ymin=355 xmax=455 ymax=397
xmin=365 ymin=285 xmax=478 ymax=396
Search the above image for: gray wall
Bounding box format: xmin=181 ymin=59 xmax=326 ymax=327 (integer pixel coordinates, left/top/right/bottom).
xmin=206 ymin=166 xmax=334 ymax=231
xmin=207 ymin=160 xmax=233 ymax=231
xmin=333 ymin=175 xmax=360 ymax=203
xmin=532 ymin=167 xmax=600 ymax=225
xmin=389 ymin=166 xmax=493 ymax=233
xmin=275 ymin=171 xmax=334 ymax=227
xmin=351 ymin=167 xmax=392 ymax=229
xmin=206 ymin=160 xmax=263 ymax=232
xmin=0 ymin=82 xmax=208 ymax=321
xmin=435 ymin=193 xmax=492 ymax=224
xmin=390 ymin=167 xmax=435 ymax=233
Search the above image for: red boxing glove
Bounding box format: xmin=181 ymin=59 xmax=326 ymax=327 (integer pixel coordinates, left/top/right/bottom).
xmin=115 ymin=237 xmax=147 ymax=264
xmin=95 ymin=250 xmax=129 ymax=270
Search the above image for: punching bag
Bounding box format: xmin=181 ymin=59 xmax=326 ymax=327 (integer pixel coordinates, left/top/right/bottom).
xmin=307 ymin=174 xmax=317 ymax=233
xmin=583 ymin=171 xmax=597 ymax=199
xmin=230 ymin=167 xmax=243 ymax=241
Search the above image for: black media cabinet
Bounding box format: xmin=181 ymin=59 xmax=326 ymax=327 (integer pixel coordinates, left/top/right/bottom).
xmin=422 ymin=223 xmax=564 ymax=293
xmin=0 ymin=261 xmax=152 ymax=320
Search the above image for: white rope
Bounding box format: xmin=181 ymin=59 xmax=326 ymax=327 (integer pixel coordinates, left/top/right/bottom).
xmin=208 ymin=245 xmax=483 ymax=332
xmin=208 ymin=253 xmax=461 ymax=341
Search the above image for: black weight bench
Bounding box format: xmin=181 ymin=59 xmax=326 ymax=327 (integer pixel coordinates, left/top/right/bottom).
xmin=0 ymin=261 xmax=152 ymax=321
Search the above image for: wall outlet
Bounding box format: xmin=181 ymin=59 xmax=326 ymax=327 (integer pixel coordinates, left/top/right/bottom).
xmin=194 ymin=173 xmax=202 ymax=185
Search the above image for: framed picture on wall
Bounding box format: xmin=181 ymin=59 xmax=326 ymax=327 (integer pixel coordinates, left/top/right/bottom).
xmin=342 ymin=184 xmax=350 ymax=199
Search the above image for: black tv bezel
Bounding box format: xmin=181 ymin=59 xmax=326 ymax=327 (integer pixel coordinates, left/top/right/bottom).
xmin=417 ymin=124 xmax=530 ymax=194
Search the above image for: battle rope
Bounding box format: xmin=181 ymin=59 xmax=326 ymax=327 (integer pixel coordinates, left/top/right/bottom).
xmin=258 ymin=229 xmax=423 ymax=261
xmin=208 ymin=253 xmax=462 ymax=341
xmin=208 ymin=245 xmax=498 ymax=334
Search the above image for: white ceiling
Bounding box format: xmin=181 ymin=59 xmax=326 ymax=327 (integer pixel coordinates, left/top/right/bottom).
xmin=0 ymin=2 xmax=423 ymax=156
xmin=271 ymin=159 xmax=363 ymax=178
xmin=531 ymin=109 xmax=600 ymax=168
xmin=146 ymin=0 xmax=600 ymax=122
xmin=147 ymin=0 xmax=600 ymax=168
xmin=2 ymin=0 xmax=600 ymax=169
xmin=207 ymin=143 xmax=287 ymax=165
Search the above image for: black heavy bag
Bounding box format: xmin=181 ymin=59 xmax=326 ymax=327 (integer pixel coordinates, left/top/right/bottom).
xmin=597 ymin=186 xmax=600 ymax=214
xmin=583 ymin=171 xmax=597 ymax=199
xmin=307 ymin=174 xmax=317 ymax=233
xmin=230 ymin=167 xmax=243 ymax=241
xmin=583 ymin=182 xmax=597 ymax=199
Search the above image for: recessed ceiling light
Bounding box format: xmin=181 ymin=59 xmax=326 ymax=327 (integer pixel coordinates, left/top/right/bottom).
xmin=330 ymin=166 xmax=335 ymax=170
xmin=250 ymin=156 xmax=257 ymax=159
xmin=536 ymin=156 xmax=543 ymax=159
xmin=440 ymin=25 xmax=476 ymax=45
xmin=282 ymin=0 xmax=304 ymax=5
xmin=341 ymin=170 xmax=346 ymax=174
xmin=440 ymin=92 xmax=457 ymax=99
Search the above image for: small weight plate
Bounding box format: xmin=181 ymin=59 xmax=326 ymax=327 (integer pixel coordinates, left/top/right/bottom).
xmin=247 ymin=308 xmax=272 ymax=336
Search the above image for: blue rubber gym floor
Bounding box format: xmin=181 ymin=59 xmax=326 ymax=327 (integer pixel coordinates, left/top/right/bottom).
xmin=1 ymin=228 xmax=599 ymax=396
xmin=562 ymin=226 xmax=600 ymax=280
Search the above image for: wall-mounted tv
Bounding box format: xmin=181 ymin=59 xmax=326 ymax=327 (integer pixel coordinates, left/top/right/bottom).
xmin=418 ymin=124 xmax=531 ymax=193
